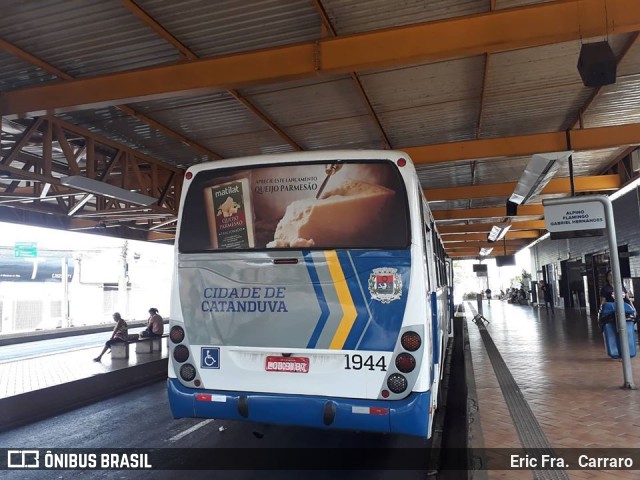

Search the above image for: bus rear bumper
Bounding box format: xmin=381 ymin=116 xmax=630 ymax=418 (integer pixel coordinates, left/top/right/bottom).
xmin=168 ymin=378 xmax=431 ymax=437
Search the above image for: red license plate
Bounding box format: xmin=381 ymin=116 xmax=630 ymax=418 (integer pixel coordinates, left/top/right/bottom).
xmin=265 ymin=356 xmax=309 ymax=373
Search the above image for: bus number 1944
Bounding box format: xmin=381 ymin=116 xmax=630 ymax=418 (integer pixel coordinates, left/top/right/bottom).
xmin=344 ymin=354 xmax=387 ymax=371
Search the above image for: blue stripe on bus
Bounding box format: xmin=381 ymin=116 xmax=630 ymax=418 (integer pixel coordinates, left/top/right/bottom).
xmin=351 ymin=250 xmax=412 ymax=351
xmin=303 ymin=250 xmax=330 ymax=349
xmin=337 ymin=250 xmax=370 ymax=350
xmin=168 ymin=378 xmax=431 ymax=437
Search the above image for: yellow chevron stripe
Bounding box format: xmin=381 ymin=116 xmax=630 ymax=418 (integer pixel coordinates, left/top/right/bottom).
xmin=325 ymin=250 xmax=357 ymax=350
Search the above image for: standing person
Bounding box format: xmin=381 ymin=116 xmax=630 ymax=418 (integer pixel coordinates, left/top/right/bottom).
xmin=485 ymin=288 xmax=492 ymax=305
xmin=93 ymin=312 xmax=128 ymax=362
xmin=599 ymin=269 xmax=631 ymax=306
xmin=540 ymin=280 xmax=554 ymax=314
xmin=141 ymin=308 xmax=164 ymax=338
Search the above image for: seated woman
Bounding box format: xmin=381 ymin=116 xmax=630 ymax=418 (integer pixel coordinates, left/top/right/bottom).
xmin=93 ymin=312 xmax=128 ymax=362
xmin=140 ymin=308 xmax=164 ymax=338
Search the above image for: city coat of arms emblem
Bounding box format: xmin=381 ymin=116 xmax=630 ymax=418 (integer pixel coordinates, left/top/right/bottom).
xmin=368 ymin=268 xmax=402 ymax=303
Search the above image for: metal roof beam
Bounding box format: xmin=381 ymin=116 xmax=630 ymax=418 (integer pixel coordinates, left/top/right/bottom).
xmin=438 ymin=220 xmax=546 ymax=234
xmin=2 ymin=0 xmax=638 ymax=116
xmin=425 ymin=175 xmax=619 ymax=201
xmin=433 ymin=205 xmax=544 ymax=221
xmin=448 ymin=251 xmax=519 ymax=257
xmin=444 ymin=240 xmax=529 ymax=248
xmin=406 ymin=122 xmax=640 ymax=164
xmin=447 ymin=246 xmax=519 ymax=252
xmin=442 ymin=230 xmax=540 ymax=242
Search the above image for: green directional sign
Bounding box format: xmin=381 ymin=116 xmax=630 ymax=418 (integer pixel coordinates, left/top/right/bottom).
xmin=14 ymin=242 xmax=38 ymax=258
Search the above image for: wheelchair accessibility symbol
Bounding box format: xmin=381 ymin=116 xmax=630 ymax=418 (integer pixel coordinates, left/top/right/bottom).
xmin=201 ymin=347 xmax=220 ymax=369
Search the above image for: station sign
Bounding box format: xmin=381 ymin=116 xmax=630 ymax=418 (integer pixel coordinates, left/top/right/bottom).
xmin=544 ymin=200 xmax=605 ymax=232
xmin=14 ymin=242 xmax=38 ymax=258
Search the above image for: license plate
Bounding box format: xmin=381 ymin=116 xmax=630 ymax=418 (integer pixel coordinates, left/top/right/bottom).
xmin=265 ymin=356 xmax=309 ymax=373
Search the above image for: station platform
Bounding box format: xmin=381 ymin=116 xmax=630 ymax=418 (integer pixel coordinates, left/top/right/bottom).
xmin=0 ymin=328 xmax=168 ymax=431
xmin=465 ymin=300 xmax=640 ymax=479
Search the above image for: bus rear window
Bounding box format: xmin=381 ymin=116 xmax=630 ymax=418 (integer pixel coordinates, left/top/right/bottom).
xmin=178 ymin=160 xmax=410 ymax=252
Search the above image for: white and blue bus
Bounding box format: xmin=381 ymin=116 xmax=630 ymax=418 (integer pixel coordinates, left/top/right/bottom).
xmin=168 ymin=150 xmax=452 ymax=438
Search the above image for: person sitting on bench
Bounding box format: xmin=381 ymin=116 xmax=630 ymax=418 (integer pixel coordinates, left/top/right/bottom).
xmin=93 ymin=312 xmax=128 ymax=362
xmin=140 ymin=308 xmax=164 ymax=338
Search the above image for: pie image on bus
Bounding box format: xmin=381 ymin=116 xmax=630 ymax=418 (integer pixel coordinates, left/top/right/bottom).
xmin=168 ymin=150 xmax=452 ymax=438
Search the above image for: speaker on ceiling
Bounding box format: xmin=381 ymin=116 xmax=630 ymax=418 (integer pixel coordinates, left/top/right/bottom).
xmin=577 ymin=41 xmax=617 ymax=87
xmin=506 ymin=200 xmax=518 ymax=216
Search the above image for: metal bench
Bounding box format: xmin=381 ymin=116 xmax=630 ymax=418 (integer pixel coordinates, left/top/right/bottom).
xmin=110 ymin=334 xmax=168 ymax=359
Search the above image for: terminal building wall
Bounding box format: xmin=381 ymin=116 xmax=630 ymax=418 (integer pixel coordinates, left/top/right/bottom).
xmin=531 ymin=187 xmax=640 ymax=312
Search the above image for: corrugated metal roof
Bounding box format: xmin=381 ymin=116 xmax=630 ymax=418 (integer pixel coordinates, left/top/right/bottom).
xmin=321 ymin=0 xmax=488 ymax=35
xmin=199 ymin=130 xmax=296 ymax=158
xmin=618 ymin=35 xmax=640 ymax=76
xmin=289 ymin=115 xmax=386 ymax=150
xmin=485 ymin=41 xmax=584 ymax=95
xmin=417 ymin=162 xmax=473 ymax=189
xmin=567 ymin=148 xmax=628 ymax=175
xmin=0 ymin=50 xmax=59 ymax=91
xmin=380 ymin=99 xmax=479 ymax=147
xmin=429 ymin=199 xmax=470 ymax=211
xmin=474 ymin=156 xmax=530 ymax=184
xmin=360 ymin=56 xmax=485 ymax=113
xmin=57 ymin=109 xmax=206 ymax=166
xmin=247 ymin=77 xmax=369 ymax=127
xmin=0 ymin=0 xmax=178 ymax=78
xmin=582 ymin=75 xmax=640 ymax=128
xmin=137 ymin=0 xmax=321 ymax=57
xmin=481 ymin=85 xmax=591 ymax=137
xmin=139 ymin=93 xmax=269 ymax=140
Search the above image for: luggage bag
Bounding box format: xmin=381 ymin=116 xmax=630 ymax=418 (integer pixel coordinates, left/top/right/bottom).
xmin=603 ymin=321 xmax=637 ymax=359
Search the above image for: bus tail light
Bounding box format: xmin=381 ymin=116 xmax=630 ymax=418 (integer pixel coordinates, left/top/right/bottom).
xmin=387 ymin=374 xmax=408 ymax=394
xmin=395 ymin=353 xmax=416 ymax=373
xmin=170 ymin=326 xmax=185 ymax=344
xmin=401 ymin=331 xmax=421 ymax=351
xmin=180 ymin=364 xmax=196 ymax=382
xmin=173 ymin=345 xmax=189 ymax=363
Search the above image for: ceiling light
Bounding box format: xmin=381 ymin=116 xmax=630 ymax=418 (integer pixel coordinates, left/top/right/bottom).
xmin=509 ymin=151 xmax=572 ymax=205
xmin=67 ymin=194 xmax=94 ymax=216
xmin=60 ymin=176 xmax=156 ymax=206
xmin=480 ymin=247 xmax=493 ymax=256
xmin=487 ymin=224 xmax=511 ymax=242
xmin=609 ymin=175 xmax=640 ymax=201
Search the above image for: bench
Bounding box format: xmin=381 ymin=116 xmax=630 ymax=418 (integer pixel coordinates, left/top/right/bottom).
xmin=111 ymin=334 xmax=168 ymax=359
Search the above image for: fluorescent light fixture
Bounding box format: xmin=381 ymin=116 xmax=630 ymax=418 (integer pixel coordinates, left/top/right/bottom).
xmin=40 ymin=183 xmax=51 ymax=198
xmin=480 ymin=247 xmax=493 ymax=256
xmin=67 ymin=193 xmax=94 ymax=216
xmin=149 ymin=218 xmax=177 ymax=231
xmin=609 ymin=175 xmax=640 ymax=201
xmin=487 ymin=224 xmax=511 ymax=242
xmin=527 ymin=232 xmax=550 ymax=249
xmin=509 ymin=151 xmax=572 ymax=205
xmin=60 ymin=176 xmax=156 ymax=206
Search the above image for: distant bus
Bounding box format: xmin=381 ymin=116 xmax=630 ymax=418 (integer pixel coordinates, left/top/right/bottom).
xmin=167 ymin=150 xmax=452 ymax=438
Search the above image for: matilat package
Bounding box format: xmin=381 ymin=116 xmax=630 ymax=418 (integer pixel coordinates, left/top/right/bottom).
xmin=204 ymin=177 xmax=255 ymax=249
